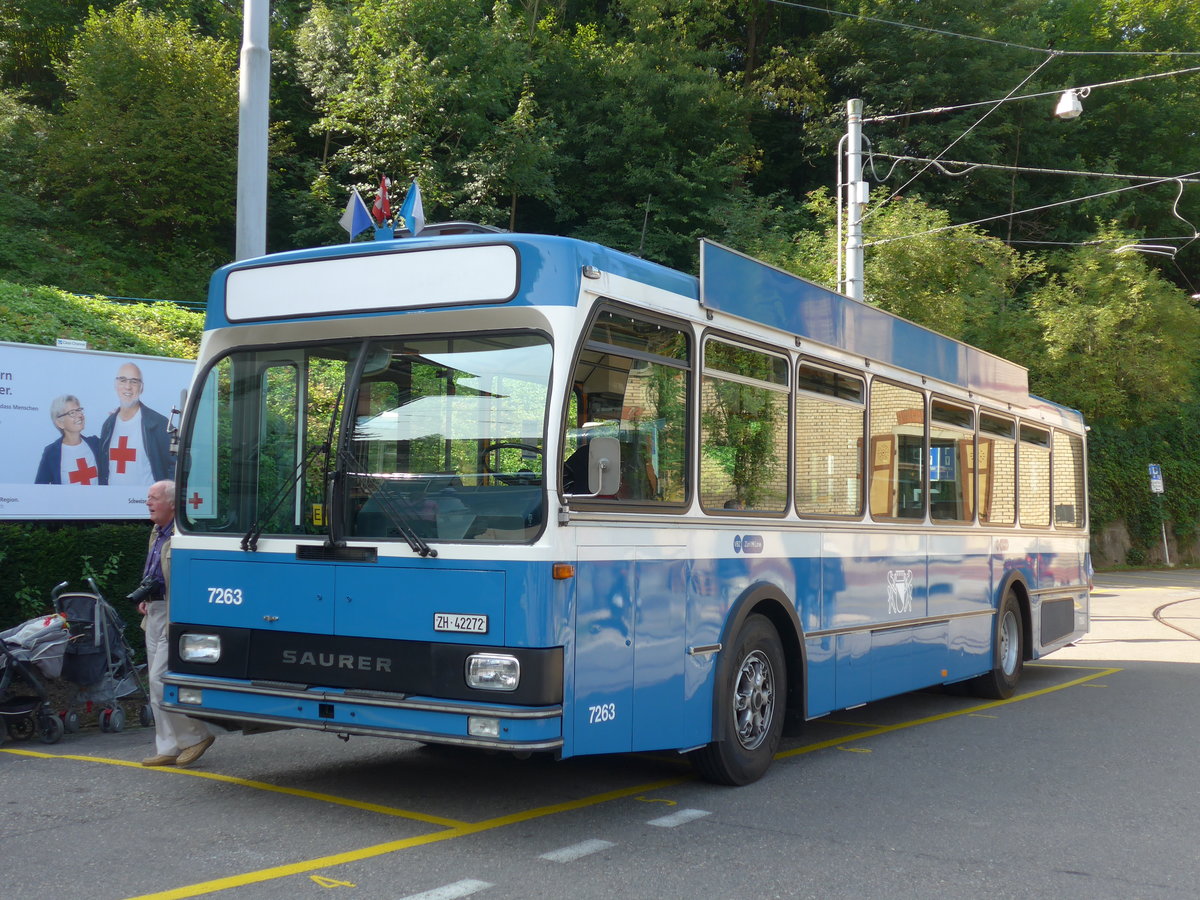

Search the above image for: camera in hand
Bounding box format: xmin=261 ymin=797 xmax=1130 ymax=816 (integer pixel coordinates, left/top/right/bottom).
xmin=127 ymin=576 xmax=162 ymax=603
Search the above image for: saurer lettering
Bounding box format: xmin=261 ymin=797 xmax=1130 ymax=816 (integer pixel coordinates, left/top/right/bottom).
xmin=281 ymin=650 xmax=393 ymax=672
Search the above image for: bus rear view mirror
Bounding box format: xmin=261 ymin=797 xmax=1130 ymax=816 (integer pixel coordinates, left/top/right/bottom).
xmin=168 ymin=388 xmax=187 ymax=454
xmin=588 ymin=437 xmax=620 ymax=496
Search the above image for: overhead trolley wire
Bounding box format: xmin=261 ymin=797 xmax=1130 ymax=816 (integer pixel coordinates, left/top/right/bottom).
xmin=766 ymin=0 xmax=1200 ymax=58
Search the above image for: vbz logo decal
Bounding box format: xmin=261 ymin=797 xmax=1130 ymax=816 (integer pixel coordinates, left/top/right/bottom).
xmin=886 ymin=569 xmax=914 ymax=614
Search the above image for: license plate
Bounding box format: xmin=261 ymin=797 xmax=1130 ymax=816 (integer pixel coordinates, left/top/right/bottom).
xmin=433 ymin=613 xmax=488 ymax=634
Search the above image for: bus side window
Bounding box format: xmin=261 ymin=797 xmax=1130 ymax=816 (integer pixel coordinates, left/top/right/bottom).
xmin=869 ymin=380 xmax=925 ymax=520
xmin=564 ymin=308 xmax=690 ymax=504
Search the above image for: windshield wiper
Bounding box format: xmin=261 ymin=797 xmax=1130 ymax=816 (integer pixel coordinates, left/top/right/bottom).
xmin=241 ymin=443 xmax=327 ymax=552
xmin=242 ymin=384 xmax=344 ymax=552
xmin=336 ymin=449 xmax=437 ymax=558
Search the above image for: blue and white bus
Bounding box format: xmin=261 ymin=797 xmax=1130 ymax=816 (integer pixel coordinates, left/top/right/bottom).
xmin=166 ymin=226 xmax=1089 ymax=784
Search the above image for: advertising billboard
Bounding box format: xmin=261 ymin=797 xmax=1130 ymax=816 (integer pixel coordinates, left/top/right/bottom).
xmin=0 ymin=342 xmax=195 ymax=519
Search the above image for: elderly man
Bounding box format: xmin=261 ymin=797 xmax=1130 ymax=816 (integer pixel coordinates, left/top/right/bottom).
xmin=140 ymin=479 xmax=215 ymax=767
xmin=99 ymin=362 xmax=174 ymax=485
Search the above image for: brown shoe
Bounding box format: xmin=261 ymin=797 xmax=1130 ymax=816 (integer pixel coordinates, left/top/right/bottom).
xmin=141 ymin=754 xmax=178 ymax=767
xmin=175 ymin=735 xmax=215 ymax=767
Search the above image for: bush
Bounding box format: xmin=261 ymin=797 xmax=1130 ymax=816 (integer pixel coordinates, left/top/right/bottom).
xmin=0 ymin=279 xmax=203 ymax=356
xmin=0 ymin=522 xmax=151 ymax=656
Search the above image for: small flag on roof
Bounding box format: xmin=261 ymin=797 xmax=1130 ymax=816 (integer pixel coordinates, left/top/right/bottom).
xmin=399 ymin=179 xmax=425 ymax=236
xmin=338 ymin=189 xmax=373 ymax=239
xmin=372 ymin=176 xmax=392 ymax=225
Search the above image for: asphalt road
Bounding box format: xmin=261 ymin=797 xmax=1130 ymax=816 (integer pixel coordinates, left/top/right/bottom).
xmin=3 ymin=570 xmax=1199 ymax=900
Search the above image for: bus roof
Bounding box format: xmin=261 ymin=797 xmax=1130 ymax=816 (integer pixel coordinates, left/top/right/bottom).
xmin=700 ymin=240 xmax=1032 ymax=407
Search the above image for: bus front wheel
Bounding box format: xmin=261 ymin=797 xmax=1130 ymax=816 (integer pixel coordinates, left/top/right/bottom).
xmin=690 ymin=614 xmax=786 ymax=786
xmin=970 ymin=590 xmax=1024 ymax=700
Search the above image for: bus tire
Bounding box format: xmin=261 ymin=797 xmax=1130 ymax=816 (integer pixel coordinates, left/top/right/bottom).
xmin=690 ymin=614 xmax=786 ymax=786
xmin=970 ymin=589 xmax=1024 ymax=700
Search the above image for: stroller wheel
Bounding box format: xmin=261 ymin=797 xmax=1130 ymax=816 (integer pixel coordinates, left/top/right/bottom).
xmin=139 ymin=704 xmax=154 ymax=728
xmin=38 ymin=712 xmax=65 ymax=744
xmin=62 ymin=710 xmax=81 ymax=734
xmin=6 ymin=715 xmax=35 ymax=741
xmin=108 ymin=706 xmax=126 ymax=733
xmin=99 ymin=708 xmax=114 ymax=732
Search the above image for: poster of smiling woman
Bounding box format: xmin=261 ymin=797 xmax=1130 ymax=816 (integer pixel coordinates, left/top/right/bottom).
xmin=0 ymin=342 xmax=195 ymax=519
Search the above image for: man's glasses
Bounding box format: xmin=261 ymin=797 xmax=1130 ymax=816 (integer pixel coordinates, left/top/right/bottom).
xmin=55 ymin=408 xmax=85 ymax=420
xmin=115 ymin=376 xmax=143 ymax=386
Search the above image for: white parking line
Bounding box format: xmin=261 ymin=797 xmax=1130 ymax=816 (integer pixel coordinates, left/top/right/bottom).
xmin=399 ymin=879 xmax=493 ymax=900
xmin=539 ymin=838 xmax=616 ymax=863
xmin=647 ymin=808 xmax=710 ymax=828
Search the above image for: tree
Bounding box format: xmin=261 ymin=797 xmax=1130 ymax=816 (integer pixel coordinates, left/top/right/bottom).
xmin=1027 ymin=227 xmax=1200 ymax=428
xmin=797 ymin=0 xmax=1200 ymax=292
xmin=42 ymin=6 xmax=238 ymax=247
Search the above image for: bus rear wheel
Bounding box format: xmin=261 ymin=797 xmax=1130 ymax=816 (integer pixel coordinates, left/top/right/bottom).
xmin=970 ymin=590 xmax=1024 ymax=700
xmin=690 ymin=614 xmax=786 ymax=786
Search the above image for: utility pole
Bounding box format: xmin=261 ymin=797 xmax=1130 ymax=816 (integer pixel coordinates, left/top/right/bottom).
xmin=235 ymin=0 xmax=270 ymax=261
xmin=844 ymin=98 xmax=866 ymax=301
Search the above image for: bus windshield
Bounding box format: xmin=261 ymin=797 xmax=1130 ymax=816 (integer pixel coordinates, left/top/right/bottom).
xmin=181 ymin=332 xmax=553 ymax=544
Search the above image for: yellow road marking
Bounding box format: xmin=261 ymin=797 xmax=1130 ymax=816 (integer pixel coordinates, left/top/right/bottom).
xmin=776 ymin=665 xmax=1121 ymax=760
xmin=310 ymin=875 xmax=356 ymax=888
xmin=4 ymin=664 xmax=1117 ymax=899
xmin=0 ymin=748 xmax=467 ymax=828
xmin=121 ymin=776 xmax=689 ymax=900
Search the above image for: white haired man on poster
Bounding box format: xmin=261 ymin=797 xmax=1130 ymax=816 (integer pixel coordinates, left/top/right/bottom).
xmin=138 ymin=479 xmax=215 ymax=767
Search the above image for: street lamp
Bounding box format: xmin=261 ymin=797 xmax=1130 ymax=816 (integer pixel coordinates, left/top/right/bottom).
xmin=1054 ymin=87 xmax=1089 ymax=120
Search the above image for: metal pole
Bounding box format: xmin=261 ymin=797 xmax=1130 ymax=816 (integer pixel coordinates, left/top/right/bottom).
xmin=836 ymin=134 xmax=846 ymax=294
xmin=235 ymin=0 xmax=270 ymax=261
xmin=845 ymin=99 xmax=865 ymax=301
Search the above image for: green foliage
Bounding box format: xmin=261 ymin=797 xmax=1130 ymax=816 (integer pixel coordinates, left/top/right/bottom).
xmin=42 ymin=5 xmax=238 ymax=245
xmin=1087 ymin=402 xmax=1200 ymax=561
xmin=0 ymin=522 xmax=149 ymax=636
xmin=1027 ymin=229 xmax=1200 ymax=428
xmin=0 ymin=279 xmax=203 ymax=357
xmin=0 ymin=0 xmax=108 ymax=105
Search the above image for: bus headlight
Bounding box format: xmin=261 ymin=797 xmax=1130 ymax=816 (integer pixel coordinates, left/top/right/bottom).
xmin=179 ymin=633 xmax=221 ymax=663
xmin=465 ymin=653 xmax=520 ymax=691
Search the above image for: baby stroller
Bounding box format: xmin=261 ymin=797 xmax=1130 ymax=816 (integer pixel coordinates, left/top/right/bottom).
xmin=52 ymin=579 xmax=153 ymax=734
xmin=0 ymin=611 xmax=70 ymax=743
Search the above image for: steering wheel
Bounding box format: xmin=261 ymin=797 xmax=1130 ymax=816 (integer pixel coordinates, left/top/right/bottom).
xmin=478 ymin=442 xmax=544 ymax=486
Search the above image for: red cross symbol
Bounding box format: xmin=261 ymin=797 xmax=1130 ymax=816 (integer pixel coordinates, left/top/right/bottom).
xmin=109 ymin=435 xmax=137 ymax=474
xmin=188 ymin=491 xmax=204 ymax=509
xmin=68 ymin=457 xmax=98 ymax=485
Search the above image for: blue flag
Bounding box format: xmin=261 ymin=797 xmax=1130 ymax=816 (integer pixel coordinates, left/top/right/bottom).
xmin=339 ymin=189 xmax=373 ymax=239
xmin=399 ymin=179 xmax=425 ymax=236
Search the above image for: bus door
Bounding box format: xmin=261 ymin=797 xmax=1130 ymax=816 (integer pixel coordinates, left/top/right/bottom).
xmin=630 ymin=544 xmax=687 ymax=751
xmin=573 ymin=545 xmax=635 ymax=754
xmin=572 ymin=541 xmax=689 ymax=755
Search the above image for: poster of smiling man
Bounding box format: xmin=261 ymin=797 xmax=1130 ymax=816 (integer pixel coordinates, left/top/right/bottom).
xmin=0 ymin=342 xmax=195 ymax=519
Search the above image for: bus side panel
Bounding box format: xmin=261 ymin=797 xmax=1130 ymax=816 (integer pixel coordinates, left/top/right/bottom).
xmin=927 ymin=533 xmax=993 ymax=681
xmin=826 ymin=532 xmax=927 ymax=708
xmin=630 ymin=546 xmax=688 ymax=752
xmin=1033 ymin=535 xmax=1090 ymax=652
xmin=573 ymin=548 xmax=635 ymax=755
xmin=803 ymin=633 xmax=836 ymax=718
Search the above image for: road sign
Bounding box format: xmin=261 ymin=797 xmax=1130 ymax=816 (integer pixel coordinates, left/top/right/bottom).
xmin=1149 ymin=464 xmax=1164 ymax=494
